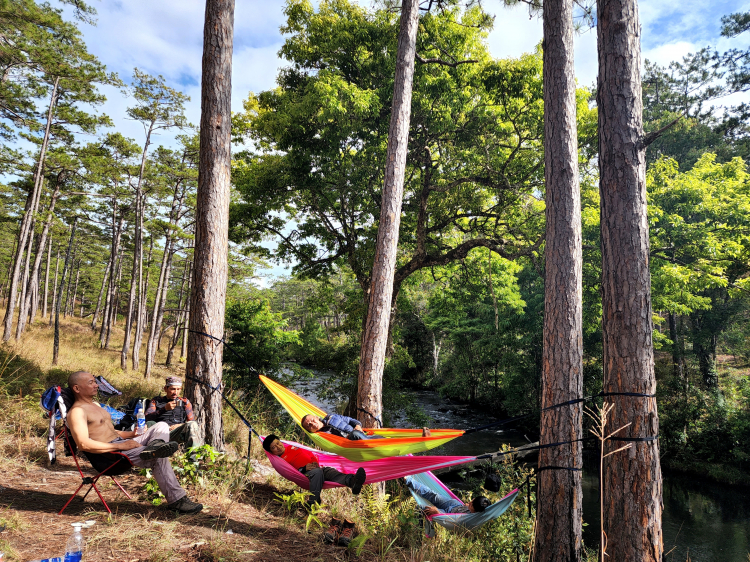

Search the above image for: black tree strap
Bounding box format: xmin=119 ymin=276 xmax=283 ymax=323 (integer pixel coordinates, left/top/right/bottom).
xmin=183 ymin=373 xmax=258 ymax=436
xmin=608 ymin=435 xmax=659 ymax=442
xmin=356 ymin=407 xmax=383 ymax=428
xmin=598 ymin=392 xmax=656 ymax=398
xmin=465 ymin=391 xmax=656 ymax=434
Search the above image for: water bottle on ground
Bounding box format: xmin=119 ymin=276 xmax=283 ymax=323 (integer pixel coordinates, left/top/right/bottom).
xmin=135 ymin=400 xmax=146 ymax=436
xmin=64 ymin=522 xmax=84 ymax=562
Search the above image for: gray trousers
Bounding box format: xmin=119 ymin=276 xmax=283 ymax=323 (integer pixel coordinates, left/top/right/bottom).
xmin=146 ymin=420 xmax=203 ymax=449
xmin=111 ymin=421 xmax=185 ymax=504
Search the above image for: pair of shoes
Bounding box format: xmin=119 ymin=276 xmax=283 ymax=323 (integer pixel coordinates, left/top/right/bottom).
xmin=166 ymin=495 xmax=203 ymax=515
xmin=422 ymin=427 xmax=432 ymax=437
xmin=139 ymin=439 xmax=179 ymax=460
xmin=322 ymin=518 xmax=356 ymax=547
xmin=338 ymin=519 xmax=356 ymax=547
xmin=349 ymin=467 xmax=366 ymax=495
xmin=323 ymin=517 xmax=342 ymax=544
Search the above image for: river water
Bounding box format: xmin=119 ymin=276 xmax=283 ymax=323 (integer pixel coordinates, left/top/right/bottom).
xmin=293 ymin=376 xmax=750 ymax=561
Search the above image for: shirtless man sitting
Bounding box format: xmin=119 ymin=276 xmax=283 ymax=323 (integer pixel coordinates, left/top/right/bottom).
xmin=66 ymin=371 xmax=203 ymax=514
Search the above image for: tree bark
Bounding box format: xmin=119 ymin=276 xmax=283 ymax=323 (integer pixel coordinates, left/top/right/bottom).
xmin=53 ymin=220 xmax=77 ymax=365
xmin=356 ymin=0 xmax=419 ymax=429
xmin=3 ymin=77 xmax=59 ymax=341
xmin=43 ymin=231 xmax=51 ymax=318
xmin=122 ymin=121 xmax=153 ymax=369
xmin=17 ymin=181 xmax=61 ymax=337
xmin=69 ymin=260 xmax=80 ymax=317
xmin=49 ymin=248 xmax=60 ymax=327
xmin=62 ymin=249 xmax=76 ymax=318
xmin=185 ymin=0 xmax=234 ymax=449
xmin=167 ymin=258 xmax=190 ymax=366
xmin=104 ymin=247 xmax=123 ymax=349
xmin=597 ymin=0 xmax=663 ymax=559
xmin=181 ymin=260 xmax=192 ymax=361
xmin=101 ymin=216 xmax=124 ymax=343
xmin=534 ymin=0 xmax=583 ymax=559
xmin=133 ymin=235 xmax=153 ymax=370
xmin=145 ymin=236 xmax=175 ymax=377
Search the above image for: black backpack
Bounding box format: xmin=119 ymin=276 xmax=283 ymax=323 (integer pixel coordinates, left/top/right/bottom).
xmin=114 ymin=397 xmax=147 ymax=431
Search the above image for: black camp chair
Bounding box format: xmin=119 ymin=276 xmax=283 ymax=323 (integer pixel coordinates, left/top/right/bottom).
xmin=58 ymin=425 xmax=134 ymax=514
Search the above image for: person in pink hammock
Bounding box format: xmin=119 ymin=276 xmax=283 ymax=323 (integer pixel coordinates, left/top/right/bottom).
xmin=263 ymin=434 xmax=366 ymax=546
xmin=262 ymin=434 xmax=366 ymax=505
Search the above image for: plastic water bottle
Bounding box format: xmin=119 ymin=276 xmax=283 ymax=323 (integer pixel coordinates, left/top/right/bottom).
xmin=135 ymin=400 xmax=146 ymax=436
xmin=28 ymin=558 xmax=62 ymax=562
xmin=63 ymin=522 xmax=84 ymax=562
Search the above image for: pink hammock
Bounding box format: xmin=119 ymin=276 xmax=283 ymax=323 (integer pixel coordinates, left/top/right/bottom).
xmin=262 ymin=436 xmax=477 ymax=490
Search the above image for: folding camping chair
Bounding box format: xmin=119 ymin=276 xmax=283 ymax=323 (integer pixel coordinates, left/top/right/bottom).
xmin=58 ymin=424 xmax=135 ymax=514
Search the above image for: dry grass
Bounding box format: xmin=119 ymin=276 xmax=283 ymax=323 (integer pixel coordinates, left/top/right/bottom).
xmin=0 ymin=313 xmax=539 ymax=562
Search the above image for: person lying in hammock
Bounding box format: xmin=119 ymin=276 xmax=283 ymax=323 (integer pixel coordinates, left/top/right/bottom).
xmin=263 ymin=434 xmax=366 ymax=507
xmin=301 ymin=413 xmax=431 ymax=440
xmin=404 ymin=475 xmax=490 ymax=516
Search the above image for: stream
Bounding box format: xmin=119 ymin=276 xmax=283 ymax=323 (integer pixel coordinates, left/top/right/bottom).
xmin=292 ymin=373 xmax=750 ymax=561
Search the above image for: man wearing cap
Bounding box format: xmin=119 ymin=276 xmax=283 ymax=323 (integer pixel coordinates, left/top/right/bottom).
xmin=145 ymin=377 xmax=202 ymax=449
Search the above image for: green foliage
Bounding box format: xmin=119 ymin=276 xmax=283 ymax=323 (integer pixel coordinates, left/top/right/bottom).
xmin=223 ymin=297 xmax=300 ymax=386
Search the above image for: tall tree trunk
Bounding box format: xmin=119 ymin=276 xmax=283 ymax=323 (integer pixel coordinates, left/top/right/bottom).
xmin=534 ymin=0 xmax=583 ymax=558
xmin=181 ymin=260 xmax=192 ymax=361
xmin=185 ymin=0 xmax=234 ymax=449
xmin=18 ymin=181 xmax=61 ymax=337
xmin=167 ymin=258 xmax=190 ymax=366
xmin=3 ymin=78 xmax=59 ymax=341
xmin=16 ymin=182 xmax=43 ymax=333
xmin=49 ymin=248 xmax=60 ymax=327
xmin=105 ymin=248 xmax=123 ymax=349
xmin=101 ymin=216 xmax=124 ymax=342
xmin=133 ymin=235 xmax=153 ymax=370
xmin=43 ymin=233 xmax=52 ymax=318
xmin=356 ymin=0 xmax=419 ymax=429
xmin=597 ymin=0 xmax=663 ymax=559
xmin=53 ymin=220 xmax=77 ymax=365
xmin=121 ymin=249 xmax=138 ymax=369
xmin=91 ymin=257 xmax=111 ymax=331
xmin=63 ymin=253 xmax=77 ymax=318
xmin=668 ymin=312 xmax=685 ymax=386
xmin=145 ymin=236 xmax=174 ymax=377
xmin=69 ymin=260 xmax=81 ymax=317
xmin=122 ymin=119 xmax=153 ymax=368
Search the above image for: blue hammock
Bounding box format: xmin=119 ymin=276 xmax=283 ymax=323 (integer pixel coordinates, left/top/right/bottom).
xmin=407 ymin=471 xmax=519 ymax=537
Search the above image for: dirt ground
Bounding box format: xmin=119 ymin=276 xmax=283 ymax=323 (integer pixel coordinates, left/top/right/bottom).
xmin=0 ymin=452 xmax=363 ymax=562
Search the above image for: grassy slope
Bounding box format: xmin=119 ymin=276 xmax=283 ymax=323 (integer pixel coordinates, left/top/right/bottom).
xmin=0 ymin=314 xmax=534 ymax=562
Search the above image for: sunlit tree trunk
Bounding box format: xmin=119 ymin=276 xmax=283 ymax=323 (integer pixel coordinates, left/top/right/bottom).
xmin=43 ymin=233 xmax=52 ymax=318
xmin=185 ymin=0 xmax=234 ymax=448
xmin=104 ymin=248 xmax=123 ymax=349
xmin=167 ymin=258 xmax=190 ymax=366
xmin=145 ymin=236 xmax=175 ymax=377
xmin=49 ymin=248 xmax=60 ymax=327
xmin=357 ymin=0 xmax=419 ymax=428
xmin=3 ymin=77 xmax=59 ymax=341
xmin=597 ymin=0 xmax=663 ymax=559
xmin=18 ymin=181 xmax=61 ymax=337
xmin=53 ymin=220 xmax=76 ymax=365
xmin=534 ymin=0 xmax=583 ymax=558
xmin=133 ymin=235 xmax=153 ymax=370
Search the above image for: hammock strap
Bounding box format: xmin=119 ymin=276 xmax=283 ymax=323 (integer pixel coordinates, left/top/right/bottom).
xmin=465 ymin=391 xmax=656 ymax=434
xmin=356 ymin=407 xmax=383 ymax=428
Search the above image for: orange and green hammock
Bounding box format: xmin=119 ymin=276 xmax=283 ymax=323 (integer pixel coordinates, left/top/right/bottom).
xmin=260 ymin=375 xmax=465 ymax=462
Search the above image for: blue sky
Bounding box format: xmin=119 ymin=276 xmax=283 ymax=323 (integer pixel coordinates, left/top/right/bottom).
xmin=59 ymin=0 xmax=750 ymax=281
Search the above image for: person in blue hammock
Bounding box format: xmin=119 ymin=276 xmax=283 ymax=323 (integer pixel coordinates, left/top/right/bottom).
xmin=301 ymin=413 xmax=431 ymax=440
xmin=404 ymin=475 xmax=490 ymax=516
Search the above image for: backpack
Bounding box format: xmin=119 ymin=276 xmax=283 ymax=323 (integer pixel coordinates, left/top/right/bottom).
xmin=484 ymin=473 xmax=504 ymax=493
xmin=114 ymin=396 xmax=147 ymax=431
